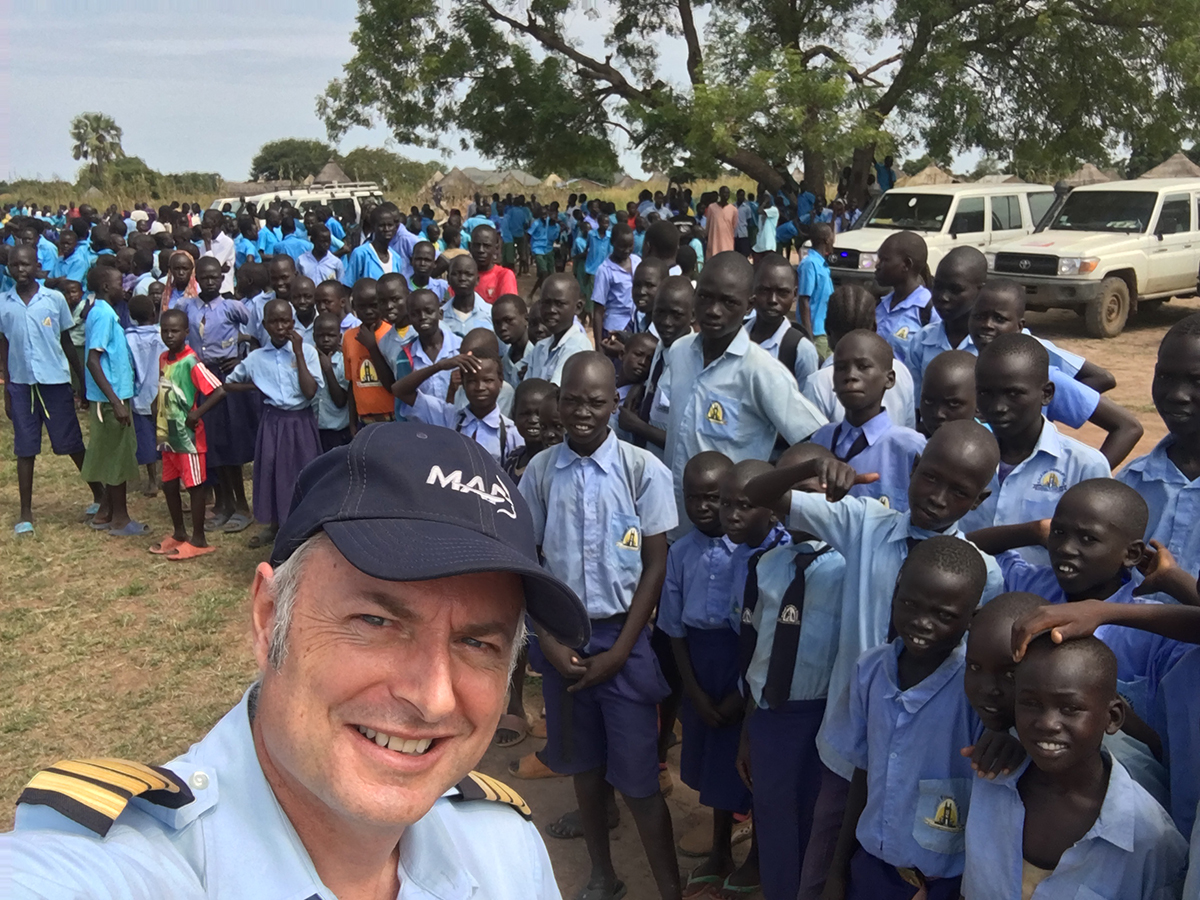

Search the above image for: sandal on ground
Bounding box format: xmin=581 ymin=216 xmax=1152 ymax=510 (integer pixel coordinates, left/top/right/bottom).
xmin=544 ymin=806 xmax=620 ymax=840
xmin=150 ymin=535 xmax=185 ymax=555
xmin=731 ymin=815 xmax=753 ymax=846
xmin=683 ymin=864 xmax=734 ymax=899
xmin=222 ymin=512 xmax=253 ymax=534
xmin=247 ymin=527 xmax=277 ymax=549
xmin=493 ymin=714 xmax=529 ymax=748
xmin=106 ymin=520 xmax=151 ymax=537
xmin=88 ymin=518 xmax=113 ymax=530
xmin=168 ymin=543 xmax=217 ymax=561
xmin=715 ymin=875 xmax=760 ymax=898
xmin=13 ymin=521 xmax=34 ymax=536
xmin=508 ymin=752 xmax=562 ymax=780
xmin=572 ymin=880 xmax=626 ymax=900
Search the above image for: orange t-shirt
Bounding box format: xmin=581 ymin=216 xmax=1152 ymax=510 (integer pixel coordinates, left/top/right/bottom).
xmin=343 ymin=322 xmax=396 ymax=416
xmin=476 ymin=265 xmax=518 ymax=304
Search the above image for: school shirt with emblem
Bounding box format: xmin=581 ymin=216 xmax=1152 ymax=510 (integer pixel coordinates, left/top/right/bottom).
xmin=810 ymin=412 xmax=926 ymax=512
xmin=0 ymin=285 xmax=74 ymax=385
xmin=1 ymin=687 xmax=562 ymax=900
xmin=157 ymin=347 xmax=221 ymax=454
xmin=875 ymin=286 xmax=936 ymax=362
xmin=342 ymin=322 xmax=397 ymax=416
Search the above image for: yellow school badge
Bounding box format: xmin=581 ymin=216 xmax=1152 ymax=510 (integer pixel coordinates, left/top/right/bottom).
xmin=358 ymin=358 xmax=379 ymax=386
xmin=618 ymin=526 xmax=641 ymax=550
xmin=42 ymin=316 xmax=52 ymax=327
xmin=1040 ymin=471 xmax=1061 ymax=489
xmin=706 ymin=401 xmax=726 ymax=426
xmin=894 ymin=326 xmax=910 ymax=340
xmin=925 ymin=796 xmax=962 ymax=832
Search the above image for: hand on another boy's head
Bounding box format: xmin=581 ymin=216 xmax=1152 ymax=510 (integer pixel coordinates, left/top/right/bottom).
xmin=960 ymin=728 xmax=1026 ymax=779
xmin=1010 ymin=600 xmax=1110 ymax=661
xmin=456 ymin=353 xmax=484 ymax=376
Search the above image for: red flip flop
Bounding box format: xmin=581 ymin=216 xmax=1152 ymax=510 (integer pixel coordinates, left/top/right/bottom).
xmin=149 ymin=536 xmax=184 ymax=555
xmin=167 ymin=543 xmax=217 ymax=561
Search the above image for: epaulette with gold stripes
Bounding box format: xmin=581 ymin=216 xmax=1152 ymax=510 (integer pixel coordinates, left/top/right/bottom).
xmin=17 ymin=758 xmax=194 ymax=837
xmin=449 ymin=770 xmax=532 ymax=820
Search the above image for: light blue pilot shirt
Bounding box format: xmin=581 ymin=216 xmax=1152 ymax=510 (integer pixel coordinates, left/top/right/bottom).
xmin=1118 ymin=436 xmax=1200 ymax=579
xmin=784 ymin=491 xmax=1004 ymax=780
xmin=876 ymin=285 xmax=936 ymax=360
xmin=803 ymin=356 xmax=917 ymax=430
xmin=0 ymin=285 xmax=74 ymax=384
xmin=656 ymin=529 xmax=738 ymax=637
xmin=1 ymin=687 xmax=562 ymax=899
xmin=297 ymin=250 xmax=345 ymax=285
xmin=744 ymin=315 xmax=820 ymax=387
xmin=823 ymin=638 xmax=981 ymax=878
xmin=441 ymin=293 xmax=495 ymax=338
xmin=739 ymin=540 xmax=847 ymax=707
xmin=315 ymin=349 xmax=351 ymax=432
xmin=523 ymin=319 xmax=593 ymax=385
xmin=132 ymin=271 xmax=158 ymax=297
xmin=959 ymin=417 xmax=1111 ymax=564
xmin=519 ymin=431 xmax=677 ymax=619
xmin=664 ymin=329 xmax=826 ymax=538
xmin=810 ymin=411 xmax=925 ymax=511
xmin=962 ymin=754 xmax=1186 ymax=900
xmin=226 ymin=340 xmax=323 ymax=410
xmin=403 ymin=393 xmax=522 ymax=465
xmin=591 ymin=255 xmax=640 ymax=333
xmin=233 ymin=235 xmax=260 ymax=268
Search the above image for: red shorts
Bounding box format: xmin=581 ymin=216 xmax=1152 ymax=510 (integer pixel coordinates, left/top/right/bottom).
xmin=161 ymin=450 xmax=206 ymax=489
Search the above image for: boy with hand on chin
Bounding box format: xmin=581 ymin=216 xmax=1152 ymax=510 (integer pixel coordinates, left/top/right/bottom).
xmin=519 ymin=351 xmax=681 ymax=900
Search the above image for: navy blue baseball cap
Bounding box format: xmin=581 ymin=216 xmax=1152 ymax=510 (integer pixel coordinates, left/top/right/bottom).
xmin=271 ymin=421 xmax=589 ymax=648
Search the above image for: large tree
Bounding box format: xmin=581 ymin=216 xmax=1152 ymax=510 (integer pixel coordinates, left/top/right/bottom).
xmin=321 ymin=0 xmax=1200 ymax=198
xmin=69 ymin=112 xmax=124 ymax=183
xmin=340 ymin=147 xmax=442 ymax=193
xmin=249 ymin=139 xmax=336 ymax=182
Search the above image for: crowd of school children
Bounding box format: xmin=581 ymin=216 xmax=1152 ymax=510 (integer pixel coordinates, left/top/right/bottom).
xmin=4 ymin=177 xmax=1200 ymax=900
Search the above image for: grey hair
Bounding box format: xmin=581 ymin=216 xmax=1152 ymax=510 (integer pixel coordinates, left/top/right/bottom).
xmin=265 ymin=532 xmax=531 ymax=677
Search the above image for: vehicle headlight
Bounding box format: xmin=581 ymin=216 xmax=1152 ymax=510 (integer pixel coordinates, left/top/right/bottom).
xmin=1058 ymin=257 xmax=1100 ymax=276
xmin=985 ymin=252 xmax=996 ymax=270
xmin=858 ymin=252 xmax=877 ymax=270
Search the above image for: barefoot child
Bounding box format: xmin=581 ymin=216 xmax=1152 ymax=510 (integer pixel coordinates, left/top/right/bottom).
xmin=124 ymin=294 xmax=166 ymax=496
xmin=225 ymin=299 xmax=323 ymax=548
xmin=313 ymin=312 xmax=350 ymax=451
xmin=151 ymin=309 xmax=225 ymax=559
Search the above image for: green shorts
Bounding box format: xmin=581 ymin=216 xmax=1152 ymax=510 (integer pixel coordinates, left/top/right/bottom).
xmin=502 ymin=241 xmax=516 ymax=267
xmin=81 ymin=402 xmax=140 ymax=486
xmin=535 ymin=253 xmax=555 ymax=277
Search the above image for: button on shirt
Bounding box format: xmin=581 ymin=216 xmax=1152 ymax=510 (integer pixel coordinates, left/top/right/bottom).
xmin=803 ymin=356 xmax=917 ymax=430
xmin=876 ymin=286 xmax=936 ymax=361
xmin=523 ymin=320 xmax=593 ymax=385
xmin=811 ymin=412 xmax=926 ymax=512
xmin=226 ymin=341 xmax=323 ymax=410
xmin=664 ymin=329 xmax=826 ymax=538
xmin=1118 ymin=436 xmax=1200 ymax=578
xmin=0 ymin=285 xmax=74 ymax=384
xmin=2 ymin=687 xmax=562 ymax=900
xmin=785 ymin=491 xmax=1004 ymax=779
xmin=959 ymin=417 xmax=1111 ymax=565
xmin=297 ymin=250 xmax=345 ymax=285
xmin=592 ymin=255 xmax=641 ymax=333
xmin=180 ymin=297 xmax=250 ymax=364
xmin=316 ymin=349 xmax=350 ymax=431
xmin=657 ymin=529 xmax=739 ymax=637
xmin=405 ymin=393 xmax=522 ymax=465
xmin=84 ymin=300 xmax=135 ymax=402
xmin=441 ymin=293 xmax=494 ymax=338
xmin=747 ymin=317 xmax=820 ymax=386
xmin=741 ymin=541 xmax=846 ymax=707
xmin=519 ymin=432 xmax=678 ymax=619
xmin=823 ymin=639 xmax=980 ymax=878
xmin=962 ymin=754 xmax=1187 ymax=900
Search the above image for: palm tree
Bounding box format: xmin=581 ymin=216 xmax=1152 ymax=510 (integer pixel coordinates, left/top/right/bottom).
xmin=69 ymin=112 xmax=124 ymax=183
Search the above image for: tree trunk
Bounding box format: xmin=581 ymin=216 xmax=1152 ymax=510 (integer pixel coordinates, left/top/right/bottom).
xmin=850 ymin=144 xmax=876 ymax=211
xmin=716 ymin=148 xmax=788 ymax=193
xmin=804 ymin=150 xmax=827 ymax=200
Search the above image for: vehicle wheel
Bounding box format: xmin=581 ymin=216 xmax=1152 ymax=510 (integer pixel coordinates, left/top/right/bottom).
xmin=1084 ymin=278 xmax=1130 ymax=338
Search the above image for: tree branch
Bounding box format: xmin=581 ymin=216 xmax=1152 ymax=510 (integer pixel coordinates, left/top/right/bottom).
xmin=605 ymin=119 xmax=635 ymax=137
xmin=677 ymin=0 xmax=705 ymax=85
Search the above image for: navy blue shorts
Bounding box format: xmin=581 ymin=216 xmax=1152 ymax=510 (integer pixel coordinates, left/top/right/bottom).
xmin=533 ymin=619 xmax=669 ymax=798
xmin=133 ymin=413 xmax=158 ymax=465
xmin=7 ymin=382 xmax=85 ymax=458
xmin=847 ymin=848 xmax=961 ymax=900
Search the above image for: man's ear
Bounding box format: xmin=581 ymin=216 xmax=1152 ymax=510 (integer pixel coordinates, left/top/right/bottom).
xmin=250 ymin=562 xmax=278 ymax=671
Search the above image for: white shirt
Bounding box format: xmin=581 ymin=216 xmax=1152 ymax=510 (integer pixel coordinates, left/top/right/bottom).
xmin=201 ymin=232 xmax=237 ymax=294
xmin=802 ymin=356 xmax=917 ymax=430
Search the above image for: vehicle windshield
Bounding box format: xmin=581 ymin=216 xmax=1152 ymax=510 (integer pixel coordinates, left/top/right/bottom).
xmin=1049 ymin=191 xmax=1157 ymax=234
xmin=864 ymin=193 xmax=953 ymax=232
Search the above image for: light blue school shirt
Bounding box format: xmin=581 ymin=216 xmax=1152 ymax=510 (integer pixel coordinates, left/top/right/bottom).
xmin=124 ymin=324 xmax=166 ymax=416
xmin=441 ymin=293 xmax=494 ymax=337
xmin=501 ymin=205 xmax=530 ymax=243
xmin=51 ymin=247 xmax=91 ymax=284
xmin=403 ymin=393 xmax=523 ymax=465
xmin=293 ymin=315 xmax=316 ymax=348
xmin=811 ymin=412 xmax=926 ymax=511
xmin=35 ymin=236 xmax=58 ymax=274
xmin=233 ymin=235 xmax=260 ymax=268
xmin=273 ymin=234 xmax=313 ymax=264
xmin=798 ymin=251 xmax=834 ymax=337
xmin=84 ymin=300 xmax=134 ymax=403
xmin=523 ymin=320 xmax=593 ymax=385
xmin=824 ymin=639 xmax=980 ymax=877
xmin=689 ymin=237 xmax=705 ymax=273
xmin=592 ymin=255 xmax=641 ymax=332
xmin=325 ymin=216 xmax=345 ymax=240
xmin=226 ymin=341 xmax=323 ymax=410
xmin=389 ymin=226 xmax=420 ymax=279
xmin=340 ymin=242 xmax=400 ymax=287
xmin=804 ymin=355 xmax=917 ymax=431
xmin=408 ymin=275 xmax=449 ymax=301
xmin=315 ymin=349 xmax=350 ymax=431
xmin=584 ymin=230 xmax=613 ymax=275
xmin=462 ymin=216 xmax=493 ymax=244
xmin=571 ymin=234 xmax=588 ymax=258
xmin=519 ymin=431 xmax=678 ymax=620
xmin=962 ymin=754 xmax=1187 ymax=900
xmin=663 ymin=329 xmax=827 ymax=538
xmin=340 ymin=312 xmax=362 ymax=335
xmin=632 ymin=229 xmax=646 ymax=256
xmin=1118 ymin=435 xmax=1200 ymax=579
xmin=959 ymin=417 xmax=1111 ymax=564
xmin=296 ymin=250 xmax=344 ymax=285
xmin=255 ymin=228 xmax=279 ymax=257
xmin=745 ymin=315 xmax=820 ymax=386
xmin=132 ymin=271 xmax=158 ymax=297
xmin=180 ymin=297 xmax=249 ymax=364
xmin=740 ymin=540 xmax=847 ymax=707
xmin=0 ymin=685 xmax=561 ymax=900
xmin=785 ymin=491 xmax=1004 ymax=779
xmin=529 ymin=218 xmax=559 ymax=256
xmin=244 ymin=291 xmax=272 ymax=348
xmin=1158 ymin=648 xmax=1200 ymax=839
xmin=0 ymin=285 xmax=74 ymax=384
xmin=406 ymin=325 xmax=462 ymax=403
xmin=657 ymin=529 xmax=739 ymax=638
xmin=876 ymin=285 xmax=936 ymax=360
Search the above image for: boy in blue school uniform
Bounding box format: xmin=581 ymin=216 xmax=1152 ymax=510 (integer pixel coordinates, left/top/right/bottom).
xmin=609 ymin=332 xmax=656 ymax=442
xmin=590 ymin=222 xmax=640 ymax=349
xmin=962 ymin=333 xmax=1111 ymax=562
xmin=0 ymin=244 xmax=97 ymax=533
xmin=658 ymin=452 xmax=754 ymax=897
xmin=810 ymin=329 xmax=924 ymax=511
xmin=798 ymin=225 xmax=835 ymax=359
xmin=341 ymin=203 xmax=402 ymax=286
xmin=823 ymin=536 xmax=1006 ymax=900
xmin=442 ymin=255 xmax=494 ymax=337
xmin=745 ymin=252 xmax=820 ymax=387
xmin=296 ymin=223 xmax=344 ymax=285
xmin=902 ymin=246 xmax=987 ymax=400
xmin=272 ymin=216 xmax=312 ymax=265
xmin=523 ymin=274 xmax=592 ymax=385
xmin=873 ymin=232 xmax=935 ymax=360
xmin=407 ymin=241 xmax=448 ymax=301
xmin=962 ymin=635 xmax=1186 ymax=900
xmin=1118 ymin=312 xmax=1200 ymax=577
xmin=313 ymin=312 xmax=351 ymax=452
xmin=519 ymin=351 xmax=682 ymax=900
xmin=50 ymin=229 xmax=91 ymax=286
xmin=234 ymin=217 xmax=261 ymax=268
xmin=124 ymin=294 xmax=166 ymax=496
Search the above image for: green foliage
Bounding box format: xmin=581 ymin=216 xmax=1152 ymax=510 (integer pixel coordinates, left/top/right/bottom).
xmin=249 ymin=139 xmax=336 ymax=181
xmin=340 ymin=146 xmax=442 ymax=192
xmin=69 ymin=112 xmax=124 ymax=181
xmin=75 ymin=156 xmax=221 ymax=200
